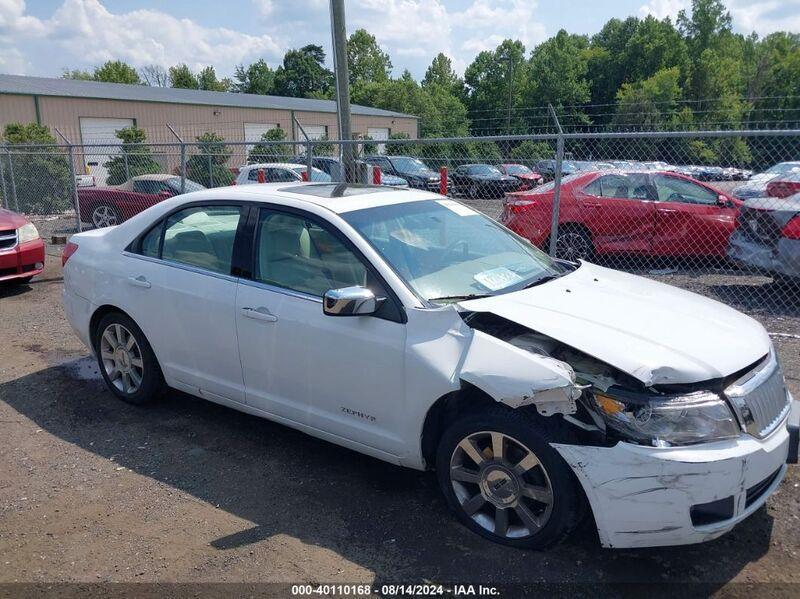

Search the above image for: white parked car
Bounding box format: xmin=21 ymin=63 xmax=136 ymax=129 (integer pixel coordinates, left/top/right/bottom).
xmin=235 ymin=163 xmax=331 ymax=185
xmin=62 ymin=183 xmax=799 ymax=549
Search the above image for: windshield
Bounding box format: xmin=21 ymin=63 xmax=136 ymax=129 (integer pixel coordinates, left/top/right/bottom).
xmin=291 ymin=167 xmax=332 ymax=182
xmin=343 ymin=199 xmax=562 ymax=302
xmin=392 ymin=157 xmax=431 ymax=174
xmin=504 ymin=165 xmax=532 ymax=175
xmin=469 ymin=165 xmax=502 ymax=176
xmin=165 ymin=178 xmax=206 ymax=194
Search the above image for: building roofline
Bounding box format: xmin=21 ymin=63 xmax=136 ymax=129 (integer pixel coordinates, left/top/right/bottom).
xmin=0 ymin=73 xmax=419 ymax=120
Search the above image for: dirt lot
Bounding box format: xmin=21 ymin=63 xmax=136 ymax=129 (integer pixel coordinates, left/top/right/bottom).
xmin=1 ymin=245 xmax=799 ymax=593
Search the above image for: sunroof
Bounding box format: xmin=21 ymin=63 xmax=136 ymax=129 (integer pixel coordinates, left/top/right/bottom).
xmin=278 ymin=183 xmax=396 ymax=197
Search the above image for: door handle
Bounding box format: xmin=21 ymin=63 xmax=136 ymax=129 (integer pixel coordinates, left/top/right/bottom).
xmin=127 ymin=275 xmax=151 ymax=289
xmin=659 ymin=209 xmax=679 ymax=214
xmin=240 ymin=307 xmax=278 ymax=322
xmin=583 ymin=202 xmax=601 ymax=208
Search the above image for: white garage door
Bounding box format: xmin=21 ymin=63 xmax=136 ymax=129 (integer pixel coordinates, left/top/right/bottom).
xmin=367 ymin=127 xmax=390 ymax=153
xmin=303 ymin=125 xmax=328 ymax=140
xmin=79 ymin=117 xmax=135 ymax=185
xmin=244 ymin=123 xmax=279 ymax=147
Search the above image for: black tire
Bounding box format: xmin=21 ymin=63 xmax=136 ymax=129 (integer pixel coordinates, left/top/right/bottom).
xmin=549 ymin=226 xmax=595 ymax=262
xmin=469 ymin=183 xmax=480 ymax=199
xmin=436 ymin=405 xmax=583 ymax=550
xmin=93 ymin=312 xmax=165 ymax=405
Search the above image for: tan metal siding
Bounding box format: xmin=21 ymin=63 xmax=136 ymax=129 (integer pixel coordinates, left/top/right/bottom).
xmin=0 ymin=94 xmax=38 ymax=129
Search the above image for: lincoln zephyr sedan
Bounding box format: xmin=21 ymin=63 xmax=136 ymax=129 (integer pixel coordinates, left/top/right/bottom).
xmin=62 ymin=183 xmax=799 ymax=549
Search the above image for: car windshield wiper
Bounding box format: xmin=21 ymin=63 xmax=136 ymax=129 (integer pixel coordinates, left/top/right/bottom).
xmin=522 ymin=273 xmax=563 ymax=289
xmin=429 ymin=293 xmax=493 ymax=303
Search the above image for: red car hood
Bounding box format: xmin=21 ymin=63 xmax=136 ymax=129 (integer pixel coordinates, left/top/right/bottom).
xmin=515 ymin=173 xmax=542 ymax=180
xmin=0 ymin=208 xmax=29 ymax=229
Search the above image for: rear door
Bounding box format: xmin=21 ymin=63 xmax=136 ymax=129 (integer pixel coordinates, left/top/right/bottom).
xmin=578 ymin=173 xmax=656 ymax=254
xmin=652 ymin=174 xmax=736 ymax=256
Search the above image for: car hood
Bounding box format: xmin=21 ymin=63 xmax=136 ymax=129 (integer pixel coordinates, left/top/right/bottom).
xmin=459 ymin=262 xmax=770 ymax=386
xmin=0 ymin=208 xmax=29 ymax=229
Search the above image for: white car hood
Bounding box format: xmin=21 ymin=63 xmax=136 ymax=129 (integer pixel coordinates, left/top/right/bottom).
xmin=459 ymin=262 xmax=770 ymax=386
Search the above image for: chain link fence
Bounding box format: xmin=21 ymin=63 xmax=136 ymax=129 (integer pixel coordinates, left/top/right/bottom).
xmin=2 ymin=129 xmax=799 ymax=327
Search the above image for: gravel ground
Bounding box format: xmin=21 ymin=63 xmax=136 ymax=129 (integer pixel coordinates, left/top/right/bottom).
xmin=0 ymin=220 xmax=798 ymax=593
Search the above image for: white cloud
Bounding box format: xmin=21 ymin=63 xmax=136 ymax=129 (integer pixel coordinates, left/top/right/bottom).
xmin=728 ymin=0 xmax=800 ymax=35
xmin=638 ymin=0 xmax=689 ymax=20
xmin=0 ymin=0 xmax=282 ymax=76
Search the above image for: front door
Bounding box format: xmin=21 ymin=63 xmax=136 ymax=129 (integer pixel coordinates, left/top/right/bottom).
xmin=235 ymin=208 xmax=408 ymax=455
xmin=651 ymin=174 xmax=737 ymax=257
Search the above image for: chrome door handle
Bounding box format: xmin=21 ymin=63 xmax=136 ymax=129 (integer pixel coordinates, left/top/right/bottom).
xmin=240 ymin=307 xmax=278 ymax=322
xmin=127 ymin=275 xmax=151 ymax=288
xmin=659 ymin=209 xmax=678 ymax=214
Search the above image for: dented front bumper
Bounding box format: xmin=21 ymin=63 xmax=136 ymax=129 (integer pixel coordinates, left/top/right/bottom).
xmin=553 ymin=404 xmax=795 ymax=549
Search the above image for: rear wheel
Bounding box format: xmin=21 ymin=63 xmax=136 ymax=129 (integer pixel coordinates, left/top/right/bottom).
xmin=549 ymin=226 xmax=594 ymax=262
xmin=469 ymin=183 xmax=480 ymax=199
xmin=93 ymin=312 xmax=164 ymax=405
xmin=436 ymin=407 xmax=582 ymax=549
xmin=91 ymin=204 xmax=121 ymax=229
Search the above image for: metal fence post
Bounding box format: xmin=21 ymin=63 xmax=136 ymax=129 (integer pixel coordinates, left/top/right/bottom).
xmin=547 ymin=104 xmax=564 ymax=257
xmin=124 ymin=152 xmax=130 ymax=181
xmin=307 ymin=141 xmax=314 ymax=182
xmin=208 ymin=153 xmax=214 ymax=187
xmin=180 ymin=143 xmax=187 ymax=193
xmin=0 ymin=146 xmax=7 ymax=210
xmin=67 ymin=144 xmax=82 ymax=233
xmin=7 ymin=150 xmax=19 ymax=212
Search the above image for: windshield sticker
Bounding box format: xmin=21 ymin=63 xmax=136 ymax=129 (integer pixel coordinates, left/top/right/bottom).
xmin=473 ymin=267 xmax=524 ymax=291
xmin=436 ymin=199 xmax=477 ymax=217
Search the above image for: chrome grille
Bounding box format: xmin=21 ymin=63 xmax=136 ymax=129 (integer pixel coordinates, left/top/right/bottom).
xmin=0 ymin=229 xmax=17 ymax=251
xmin=725 ymin=354 xmax=791 ymax=439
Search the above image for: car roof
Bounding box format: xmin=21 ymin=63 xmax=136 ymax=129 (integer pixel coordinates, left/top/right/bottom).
xmin=241 ymin=163 xmax=306 ymax=170
xmin=133 ymin=174 xmax=175 ymax=181
xmin=178 ymin=183 xmax=438 ymax=215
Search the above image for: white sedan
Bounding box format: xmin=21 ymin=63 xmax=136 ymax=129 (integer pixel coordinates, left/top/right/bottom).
xmin=235 ymin=162 xmax=331 ymax=185
xmin=62 ymin=182 xmax=799 ymax=549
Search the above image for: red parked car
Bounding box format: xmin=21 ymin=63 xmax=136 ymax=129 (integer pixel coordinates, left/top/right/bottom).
xmin=498 ymin=163 xmax=543 ymax=190
xmin=500 ymin=170 xmax=742 ymax=260
xmin=766 ymin=172 xmax=800 ymax=199
xmin=0 ymin=208 xmax=45 ymax=284
xmin=78 ymin=174 xmax=205 ymax=228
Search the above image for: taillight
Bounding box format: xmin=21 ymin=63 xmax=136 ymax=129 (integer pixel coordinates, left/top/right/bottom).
xmin=62 ymin=242 xmax=79 ymax=266
xmin=781 ymin=216 xmax=800 ymax=240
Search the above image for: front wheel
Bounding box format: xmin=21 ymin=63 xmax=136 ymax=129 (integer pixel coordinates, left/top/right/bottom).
xmin=436 ymin=407 xmax=583 ymax=549
xmin=91 ymin=204 xmax=121 ymax=229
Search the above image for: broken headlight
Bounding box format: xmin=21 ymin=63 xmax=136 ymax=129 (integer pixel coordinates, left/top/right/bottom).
xmin=592 ymin=388 xmax=740 ymax=446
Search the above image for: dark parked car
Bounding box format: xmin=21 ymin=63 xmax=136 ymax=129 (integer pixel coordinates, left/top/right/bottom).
xmin=364 ymin=155 xmax=449 ymax=192
xmin=535 ymin=159 xmax=580 ymax=181
xmin=451 ymin=164 xmax=520 ymax=198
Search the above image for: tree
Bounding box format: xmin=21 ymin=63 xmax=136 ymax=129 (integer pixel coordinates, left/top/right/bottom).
xmin=232 ymin=59 xmax=275 ymax=94
xmin=169 ymin=64 xmax=198 ymax=89
xmin=423 ymin=53 xmax=461 ymax=91
xmin=62 ymin=60 xmax=141 ymax=84
xmin=186 ymin=132 xmax=234 ymax=187
xmin=272 ymin=45 xmax=333 ymax=98
xmin=197 ymin=66 xmax=231 ymax=92
xmin=1 ymin=123 xmax=72 ymax=214
xmin=103 ymin=126 xmax=161 ymax=185
xmin=678 ymin=0 xmax=732 ymax=61
xmin=510 ymin=141 xmax=554 ymax=162
xmin=139 ymin=64 xmax=169 ymax=87
xmin=347 ymin=29 xmax=392 ymax=87
xmin=247 ymin=128 xmax=290 ymax=163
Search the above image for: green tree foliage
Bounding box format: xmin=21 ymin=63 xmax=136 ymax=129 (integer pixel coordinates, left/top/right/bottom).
xmin=169 ymin=65 xmax=230 ymax=91
xmin=103 ymin=126 xmax=161 ymax=185
xmin=62 ymin=60 xmax=141 ymax=84
xmin=247 ymin=128 xmax=290 ymax=163
xmin=1 ymin=123 xmax=72 ymax=214
xmin=169 ymin=64 xmax=198 ymax=89
xmin=272 ymin=45 xmax=333 ymax=98
xmin=509 ymin=141 xmax=554 ymax=161
xmin=347 ymin=29 xmax=392 ymax=87
xmin=186 ymin=132 xmax=235 ymax=187
xmin=232 ymin=59 xmax=275 ymax=94
xmin=197 ymin=66 xmax=231 ymax=92
xmin=422 ymin=53 xmax=462 ymax=93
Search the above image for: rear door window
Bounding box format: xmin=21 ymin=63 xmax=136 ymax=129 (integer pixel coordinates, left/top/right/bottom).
xmin=159 ymin=205 xmax=243 ymax=275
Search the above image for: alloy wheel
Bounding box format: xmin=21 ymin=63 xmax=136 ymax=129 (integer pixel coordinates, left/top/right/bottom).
xmin=449 ymin=431 xmax=553 ymax=539
xmin=92 ymin=205 xmax=119 ymax=228
xmin=555 ymin=230 xmax=592 ymax=261
xmin=99 ymin=323 xmax=145 ymax=394
xmin=469 ymin=184 xmax=479 ymax=199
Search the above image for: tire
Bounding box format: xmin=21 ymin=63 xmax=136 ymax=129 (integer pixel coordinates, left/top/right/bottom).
xmin=93 ymin=312 xmax=165 ymax=405
xmin=436 ymin=406 xmax=583 ymax=549
xmin=550 ymin=226 xmax=594 ymax=262
xmin=91 ymin=204 xmax=121 ymax=229
xmin=469 ymin=183 xmax=480 ymax=199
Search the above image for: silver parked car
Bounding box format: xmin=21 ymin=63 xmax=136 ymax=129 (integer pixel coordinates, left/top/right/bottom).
xmin=728 ymin=193 xmax=800 ymax=281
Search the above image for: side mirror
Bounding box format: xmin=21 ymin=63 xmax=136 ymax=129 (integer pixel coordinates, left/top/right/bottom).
xmin=718 ymin=194 xmax=732 ymax=208
xmin=323 ymin=286 xmax=379 ymax=316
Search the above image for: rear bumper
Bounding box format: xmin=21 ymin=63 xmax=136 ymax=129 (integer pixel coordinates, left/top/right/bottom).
xmin=727 ymin=230 xmax=800 ymax=278
xmin=0 ymin=239 xmax=45 ymax=281
xmin=62 ymin=286 xmax=94 ymax=350
xmin=554 ymin=401 xmax=794 ymax=549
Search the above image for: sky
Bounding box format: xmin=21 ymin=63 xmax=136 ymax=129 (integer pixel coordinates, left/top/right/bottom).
xmin=1 ymin=0 xmax=799 ymax=81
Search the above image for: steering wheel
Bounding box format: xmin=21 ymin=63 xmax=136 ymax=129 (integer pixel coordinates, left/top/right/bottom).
xmin=668 ymin=192 xmax=683 ymax=202
xmin=443 ymin=239 xmax=470 ymax=260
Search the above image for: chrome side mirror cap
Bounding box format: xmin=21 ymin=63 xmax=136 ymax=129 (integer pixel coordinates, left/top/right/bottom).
xmin=323 ymin=286 xmax=379 ymax=316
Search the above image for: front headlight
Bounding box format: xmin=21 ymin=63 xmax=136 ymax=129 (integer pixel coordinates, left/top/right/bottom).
xmin=17 ymin=223 xmax=39 ymax=243
xmin=593 ymin=389 xmax=740 ymax=447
